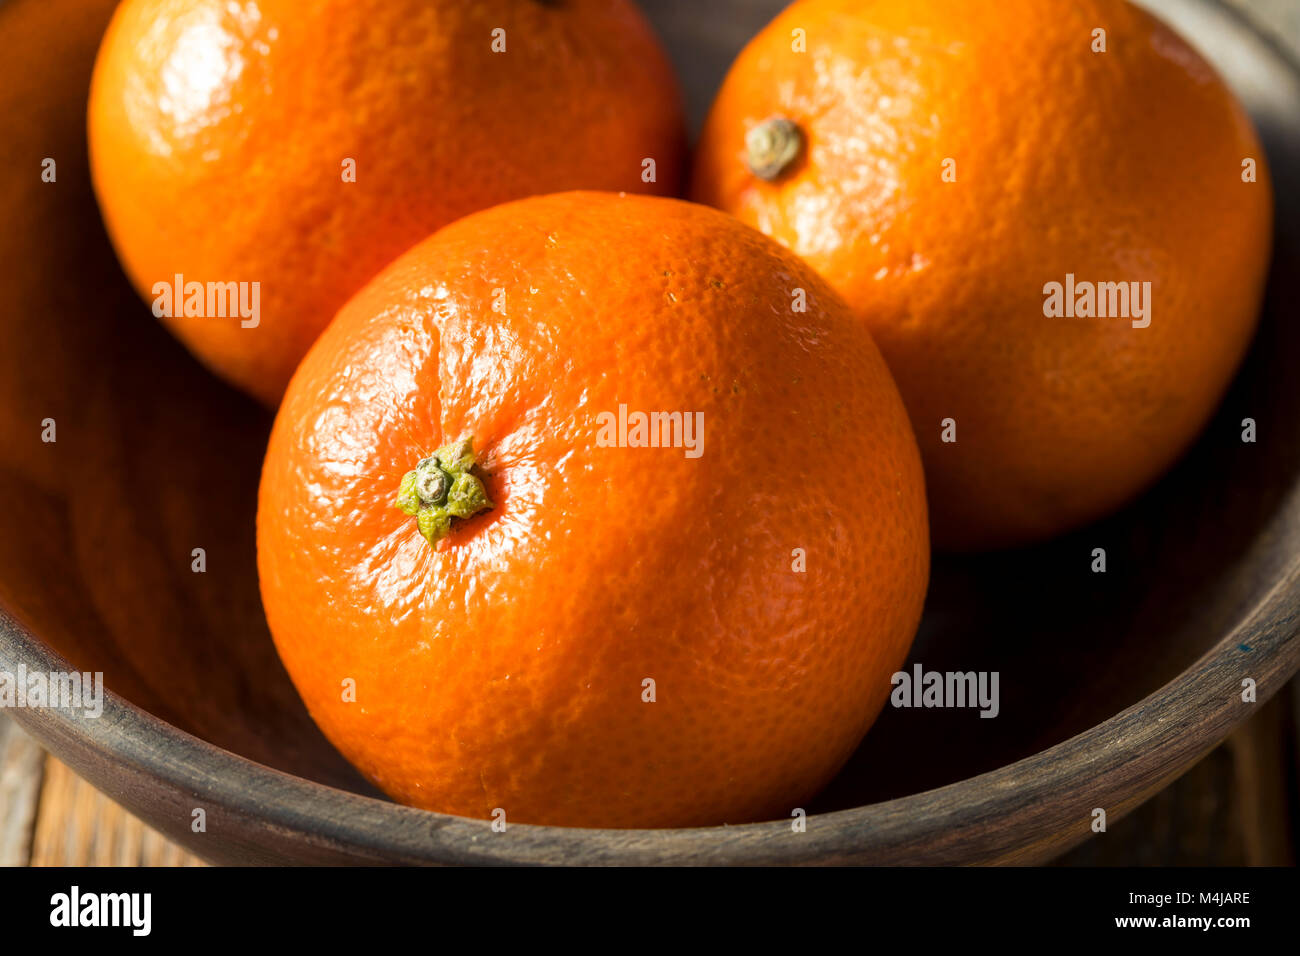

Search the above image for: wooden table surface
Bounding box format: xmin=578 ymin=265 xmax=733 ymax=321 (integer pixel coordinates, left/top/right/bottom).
xmin=1 ymin=0 xmax=1298 ymax=870
xmin=1 ymin=717 xmax=203 ymax=866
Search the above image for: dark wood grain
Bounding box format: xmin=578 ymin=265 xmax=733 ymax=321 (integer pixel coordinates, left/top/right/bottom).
xmin=0 ymin=0 xmax=1297 ymax=864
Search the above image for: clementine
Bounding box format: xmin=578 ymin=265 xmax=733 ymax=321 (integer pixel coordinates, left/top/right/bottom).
xmin=692 ymin=0 xmax=1274 ymax=550
xmin=257 ymin=192 xmax=929 ymax=828
xmin=89 ymin=0 xmax=686 ymax=406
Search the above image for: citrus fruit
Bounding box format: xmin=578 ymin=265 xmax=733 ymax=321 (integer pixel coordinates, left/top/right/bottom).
xmin=89 ymin=0 xmax=686 ymax=406
xmin=256 ymin=191 xmax=930 ymax=828
xmin=691 ymin=0 xmax=1274 ymax=550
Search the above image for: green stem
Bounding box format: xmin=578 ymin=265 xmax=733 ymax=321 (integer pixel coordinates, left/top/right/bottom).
xmin=395 ymin=437 xmax=493 ymax=545
xmin=746 ymin=116 xmax=804 ymax=181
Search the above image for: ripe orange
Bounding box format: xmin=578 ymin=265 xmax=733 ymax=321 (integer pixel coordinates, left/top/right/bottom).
xmin=692 ymin=0 xmax=1274 ymax=550
xmin=89 ymin=0 xmax=686 ymax=406
xmin=257 ymin=192 xmax=929 ymax=828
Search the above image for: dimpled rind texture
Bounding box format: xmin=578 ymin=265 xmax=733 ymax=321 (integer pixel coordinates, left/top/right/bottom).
xmin=89 ymin=0 xmax=687 ymax=406
xmin=256 ymin=192 xmax=930 ymax=828
xmin=692 ymin=0 xmax=1274 ymax=550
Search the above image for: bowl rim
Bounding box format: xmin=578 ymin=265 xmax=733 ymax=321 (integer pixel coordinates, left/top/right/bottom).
xmin=3 ymin=557 xmax=1297 ymax=864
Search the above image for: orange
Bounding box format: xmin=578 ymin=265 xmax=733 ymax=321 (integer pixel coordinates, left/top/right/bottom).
xmin=88 ymin=0 xmax=685 ymax=406
xmin=692 ymin=0 xmax=1274 ymax=550
xmin=256 ymin=191 xmax=929 ymax=828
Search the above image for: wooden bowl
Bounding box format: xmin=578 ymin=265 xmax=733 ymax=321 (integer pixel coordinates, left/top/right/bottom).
xmin=1 ymin=0 xmax=1298 ymax=865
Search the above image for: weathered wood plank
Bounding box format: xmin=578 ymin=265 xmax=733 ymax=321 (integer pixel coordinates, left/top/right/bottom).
xmin=0 ymin=715 xmax=44 ymax=866
xmin=28 ymin=756 xmax=204 ymax=867
xmin=1224 ymin=681 xmax=1294 ymax=864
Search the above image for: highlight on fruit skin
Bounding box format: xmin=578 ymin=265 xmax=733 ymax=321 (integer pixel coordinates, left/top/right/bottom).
xmin=87 ymin=0 xmax=687 ymax=407
xmin=256 ymin=191 xmax=930 ymax=829
xmin=692 ymin=0 xmax=1274 ymax=551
